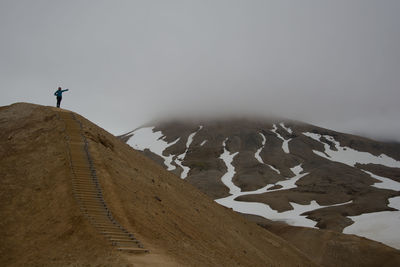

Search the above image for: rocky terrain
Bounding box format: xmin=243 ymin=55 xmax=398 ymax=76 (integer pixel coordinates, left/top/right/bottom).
xmin=121 ymin=117 xmax=400 ymax=252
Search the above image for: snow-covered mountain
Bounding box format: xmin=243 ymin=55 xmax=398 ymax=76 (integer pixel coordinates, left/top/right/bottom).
xmin=120 ymin=118 xmax=400 ymax=249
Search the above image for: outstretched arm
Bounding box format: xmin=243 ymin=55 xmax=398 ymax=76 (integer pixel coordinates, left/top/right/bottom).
xmin=62 ymin=89 xmax=69 ymax=92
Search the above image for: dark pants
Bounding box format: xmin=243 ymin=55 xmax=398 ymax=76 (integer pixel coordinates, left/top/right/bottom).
xmin=56 ymin=96 xmax=62 ymax=108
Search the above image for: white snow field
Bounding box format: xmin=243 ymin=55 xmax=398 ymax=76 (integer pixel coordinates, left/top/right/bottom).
xmin=254 ymin=132 xmax=281 ymax=174
xmin=254 ymin=133 xmax=266 ymax=164
xmin=219 ymin=138 xmax=240 ymax=195
xmin=363 ymin=170 xmax=400 ymax=191
xmin=216 ymin=147 xmax=352 ymax=227
xmin=343 ymin=196 xmax=400 ymax=249
xmin=127 ymin=127 xmax=179 ymax=170
xmin=271 ymin=124 xmax=291 ymax=154
xmin=303 ymin=132 xmax=400 ymax=168
xmin=174 ymin=126 xmax=203 ymax=179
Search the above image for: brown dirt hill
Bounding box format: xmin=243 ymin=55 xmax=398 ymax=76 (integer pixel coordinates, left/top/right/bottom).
xmin=0 ymin=103 xmax=315 ymax=266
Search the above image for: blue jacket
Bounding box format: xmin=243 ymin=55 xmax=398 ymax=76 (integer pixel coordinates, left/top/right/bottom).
xmin=54 ymin=89 xmax=69 ymax=97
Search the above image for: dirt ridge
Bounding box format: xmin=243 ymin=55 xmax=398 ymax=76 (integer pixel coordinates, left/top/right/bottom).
xmin=0 ymin=103 xmax=315 ymax=266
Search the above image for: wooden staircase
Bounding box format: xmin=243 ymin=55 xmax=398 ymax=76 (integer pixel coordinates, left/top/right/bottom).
xmin=57 ymin=110 xmax=148 ymax=253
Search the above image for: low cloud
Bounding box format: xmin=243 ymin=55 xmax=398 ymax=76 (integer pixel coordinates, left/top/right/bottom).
xmin=1 ymin=1 xmax=399 ymax=142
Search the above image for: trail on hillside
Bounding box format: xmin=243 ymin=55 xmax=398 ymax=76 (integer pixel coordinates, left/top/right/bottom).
xmin=58 ymin=110 xmax=148 ymax=253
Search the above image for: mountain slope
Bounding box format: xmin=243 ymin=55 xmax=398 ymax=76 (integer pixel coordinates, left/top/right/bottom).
xmin=245 ymin=214 xmax=400 ymax=267
xmin=0 ymin=103 xmax=315 ymax=266
xmin=121 ymin=117 xmax=400 ymax=265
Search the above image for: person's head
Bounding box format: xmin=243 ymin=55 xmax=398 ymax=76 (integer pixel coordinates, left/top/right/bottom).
xmin=58 ymin=87 xmax=61 ymax=90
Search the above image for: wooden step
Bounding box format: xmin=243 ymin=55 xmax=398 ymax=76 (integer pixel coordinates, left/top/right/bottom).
xmin=78 ymin=200 xmax=105 ymax=204
xmin=72 ymin=178 xmax=93 ymax=181
xmin=72 ymin=179 xmax=96 ymax=183
xmin=113 ymin=243 xmax=142 ymax=248
xmin=73 ymin=187 xmax=99 ymax=192
xmin=72 ymin=183 xmax=97 ymax=188
xmin=72 ymin=178 xmax=96 ymax=182
xmin=81 ymin=202 xmax=106 ymax=207
xmin=78 ymin=200 xmax=105 ymax=205
xmin=72 ymin=179 xmax=97 ymax=183
xmin=83 ymin=207 xmax=108 ymax=213
xmin=109 ymin=238 xmax=139 ymax=242
xmin=88 ymin=215 xmax=113 ymax=220
xmin=87 ymin=217 xmax=111 ymax=222
xmin=71 ymin=165 xmax=91 ymax=169
xmin=101 ymin=232 xmax=134 ymax=237
xmin=73 ymin=188 xmax=99 ymax=192
xmin=73 ymin=173 xmax=95 ymax=176
xmin=74 ymin=190 xmax=99 ymax=194
xmin=86 ymin=217 xmax=110 ymax=223
xmin=79 ymin=202 xmax=105 ymax=207
xmin=87 ymin=215 xmax=110 ymax=219
xmin=72 ymin=184 xmax=98 ymax=189
xmin=74 ymin=189 xmax=99 ymax=193
xmin=72 ymin=182 xmax=97 ymax=185
xmin=113 ymin=240 xmax=140 ymax=245
xmin=75 ymin=194 xmax=103 ymax=198
xmin=95 ymin=225 xmax=122 ymax=229
xmin=73 ymin=186 xmax=99 ymax=190
xmin=77 ymin=197 xmax=104 ymax=202
xmin=72 ymin=169 xmax=92 ymax=172
xmin=72 ymin=166 xmax=91 ymax=170
xmin=100 ymin=231 xmax=130 ymax=234
xmin=82 ymin=207 xmax=107 ymax=212
xmin=75 ymin=196 xmax=104 ymax=201
xmin=115 ymin=248 xmax=149 ymax=253
xmin=75 ymin=196 xmax=104 ymax=200
xmin=94 ymin=226 xmax=123 ymax=231
xmin=77 ymin=191 xmax=102 ymax=195
xmin=72 ymin=170 xmax=91 ymax=174
xmin=84 ymin=210 xmax=109 ymax=215
xmin=93 ymin=224 xmax=120 ymax=229
xmin=81 ymin=206 xmax=107 ymax=211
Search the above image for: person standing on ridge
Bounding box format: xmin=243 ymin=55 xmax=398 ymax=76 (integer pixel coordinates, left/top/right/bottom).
xmin=54 ymin=87 xmax=69 ymax=108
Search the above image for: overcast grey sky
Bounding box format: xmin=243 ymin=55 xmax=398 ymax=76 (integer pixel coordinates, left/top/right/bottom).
xmin=1 ymin=0 xmax=399 ymax=141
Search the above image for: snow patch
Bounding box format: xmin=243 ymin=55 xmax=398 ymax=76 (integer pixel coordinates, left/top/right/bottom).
xmin=219 ymin=138 xmax=240 ymax=194
xmin=280 ymin=122 xmax=293 ymax=134
xmin=255 ymin=132 xmax=281 ymax=174
xmin=267 ymin=165 xmax=281 ymax=175
xmin=271 ymin=124 xmax=291 ymax=154
xmin=216 ymin=163 xmax=351 ymax=228
xmin=362 ymin=170 xmax=400 ymax=191
xmin=254 ymin=133 xmax=266 ymax=164
xmin=343 ymin=196 xmax=400 ymax=249
xmin=175 ymin=126 xmax=203 ymax=179
xmin=200 ymin=140 xmax=207 ymax=146
xmin=303 ymin=132 xmax=400 ymax=168
xmin=127 ymin=127 xmax=179 ymax=170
